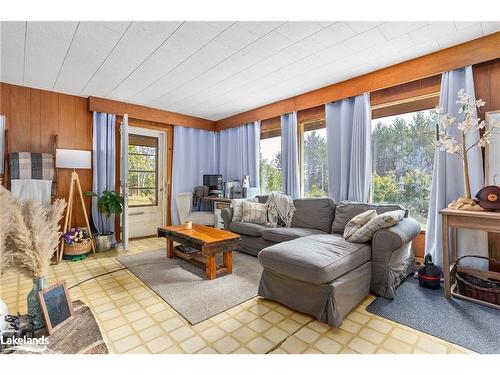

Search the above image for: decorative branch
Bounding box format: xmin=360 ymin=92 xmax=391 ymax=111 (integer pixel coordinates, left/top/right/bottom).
xmin=430 ymin=89 xmax=498 ymax=199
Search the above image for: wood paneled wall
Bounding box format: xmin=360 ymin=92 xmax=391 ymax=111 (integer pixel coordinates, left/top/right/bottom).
xmin=0 ymin=83 xmax=93 ymax=227
xmin=473 ymin=59 xmax=500 ymax=260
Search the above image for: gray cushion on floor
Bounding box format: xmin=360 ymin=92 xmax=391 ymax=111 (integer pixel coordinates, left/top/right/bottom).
xmin=258 ymin=234 xmax=371 ymax=284
xmin=229 ymin=221 xmax=269 ymax=237
xmin=291 ymin=198 xmax=335 ymax=233
xmin=331 ymin=201 xmax=407 ymax=234
xmin=261 ymin=227 xmax=327 ymax=243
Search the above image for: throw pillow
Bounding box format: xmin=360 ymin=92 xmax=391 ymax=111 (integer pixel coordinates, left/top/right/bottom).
xmin=231 ymin=197 xmax=258 ymax=222
xmin=241 ymin=202 xmax=268 ymax=224
xmin=347 ymin=210 xmax=405 ymax=243
xmin=343 ymin=209 xmax=377 ymax=240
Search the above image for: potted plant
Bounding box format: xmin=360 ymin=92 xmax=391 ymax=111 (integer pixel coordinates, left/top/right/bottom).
xmin=85 ymin=190 xmax=124 ymax=252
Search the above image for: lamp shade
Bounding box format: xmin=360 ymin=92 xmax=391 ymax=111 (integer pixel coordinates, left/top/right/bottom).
xmin=56 ymin=149 xmax=91 ymax=169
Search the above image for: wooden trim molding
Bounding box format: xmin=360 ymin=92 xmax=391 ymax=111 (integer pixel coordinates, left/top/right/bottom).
xmin=89 ymin=96 xmax=215 ymax=131
xmin=215 ymin=32 xmax=500 ymax=130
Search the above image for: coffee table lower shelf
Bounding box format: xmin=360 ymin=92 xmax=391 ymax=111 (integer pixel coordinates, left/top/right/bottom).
xmin=174 ymin=246 xmax=233 ymax=279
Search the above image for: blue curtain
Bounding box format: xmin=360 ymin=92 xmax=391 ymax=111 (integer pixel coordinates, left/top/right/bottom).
xmin=171 ymin=126 xmax=217 ymax=225
xmin=92 ymin=112 xmax=116 ymax=238
xmin=217 ymin=121 xmax=260 ymax=188
xmin=326 ymin=93 xmax=371 ymax=203
xmin=281 ymin=112 xmax=300 ymax=198
xmin=425 ymin=66 xmax=488 ymax=268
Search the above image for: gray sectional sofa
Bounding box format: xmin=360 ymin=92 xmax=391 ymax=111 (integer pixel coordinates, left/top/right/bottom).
xmin=221 ymin=196 xmax=421 ymax=327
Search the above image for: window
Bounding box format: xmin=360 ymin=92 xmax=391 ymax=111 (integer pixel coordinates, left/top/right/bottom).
xmin=300 ymin=119 xmax=328 ymax=198
xmin=371 ymin=109 xmax=435 ymax=226
xmin=259 ymin=131 xmax=282 ymax=194
xmin=128 ymin=135 xmax=158 ymax=206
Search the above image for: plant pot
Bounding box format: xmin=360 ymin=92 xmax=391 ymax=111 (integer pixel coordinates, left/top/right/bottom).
xmin=94 ymin=233 xmax=113 ymax=253
xmin=27 ymin=276 xmax=48 ymax=330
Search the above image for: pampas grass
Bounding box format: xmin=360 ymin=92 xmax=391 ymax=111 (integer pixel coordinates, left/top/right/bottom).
xmin=0 ymin=186 xmax=66 ymax=278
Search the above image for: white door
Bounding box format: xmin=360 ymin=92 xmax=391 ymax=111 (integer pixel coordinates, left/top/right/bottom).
xmin=127 ymin=127 xmax=165 ymax=238
xmin=120 ymin=115 xmax=129 ymax=250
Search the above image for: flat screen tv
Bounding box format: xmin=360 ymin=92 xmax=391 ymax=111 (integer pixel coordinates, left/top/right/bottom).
xmin=203 ymin=174 xmax=222 ymax=190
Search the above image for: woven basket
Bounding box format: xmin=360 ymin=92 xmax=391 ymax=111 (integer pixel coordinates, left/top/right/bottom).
xmin=451 ymin=255 xmax=500 ymax=306
xmin=63 ymin=238 xmax=92 ymax=256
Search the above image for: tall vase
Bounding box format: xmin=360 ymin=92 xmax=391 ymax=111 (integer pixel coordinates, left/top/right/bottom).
xmin=27 ymin=276 xmax=48 ymax=330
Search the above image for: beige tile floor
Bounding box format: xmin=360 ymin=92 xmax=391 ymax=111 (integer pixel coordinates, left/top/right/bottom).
xmin=0 ymin=237 xmax=474 ymax=354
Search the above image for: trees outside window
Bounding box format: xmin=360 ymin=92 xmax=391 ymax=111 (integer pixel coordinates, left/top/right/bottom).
xmin=128 ymin=143 xmax=158 ymax=206
xmin=372 ymin=110 xmax=435 ymax=226
xmin=303 ymin=128 xmax=328 ymax=197
xmin=259 ymin=136 xmax=282 ymax=194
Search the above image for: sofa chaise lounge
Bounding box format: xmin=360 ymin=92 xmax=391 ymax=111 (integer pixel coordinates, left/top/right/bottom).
xmin=222 ymin=197 xmax=421 ymax=327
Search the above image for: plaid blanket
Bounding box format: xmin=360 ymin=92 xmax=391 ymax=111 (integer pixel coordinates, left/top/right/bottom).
xmin=9 ymin=152 xmax=55 ymax=180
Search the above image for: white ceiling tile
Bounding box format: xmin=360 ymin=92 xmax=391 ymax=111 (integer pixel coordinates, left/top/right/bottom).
xmin=237 ymin=21 xmax=285 ymax=37
xmin=24 ymin=21 xmax=79 ymax=89
xmin=80 ymin=21 xmax=182 ymax=97
xmin=108 ymin=22 xmax=223 ymax=100
xmin=135 ymin=41 xmax=234 ymax=103
xmin=481 ymin=22 xmax=500 ymax=35
xmin=377 ymin=22 xmax=427 ymax=40
xmin=207 ymin=22 xmax=235 ymax=31
xmin=214 ymin=24 xmax=260 ymax=50
xmin=54 ymin=21 xmax=130 ymax=94
xmin=437 ymin=23 xmax=482 ymax=49
xmin=314 ymin=22 xmax=356 ymax=47
xmin=454 ymin=22 xmax=477 ymax=30
xmin=409 ymin=22 xmax=457 ymax=44
xmin=0 ymin=21 xmax=25 ymax=84
xmin=347 ymin=28 xmax=387 ymax=52
xmin=275 ymin=21 xmax=325 ymax=42
xmin=400 ymin=39 xmax=440 ymax=60
xmin=283 ymin=34 xmax=328 ymax=59
xmin=345 ymin=22 xmax=382 ymax=33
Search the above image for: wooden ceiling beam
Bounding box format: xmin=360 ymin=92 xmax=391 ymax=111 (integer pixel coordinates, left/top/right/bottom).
xmin=89 ymin=96 xmax=215 ymax=131
xmin=215 ymin=32 xmax=500 ymax=131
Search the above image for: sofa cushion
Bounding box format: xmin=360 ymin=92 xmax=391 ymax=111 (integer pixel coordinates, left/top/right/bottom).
xmin=258 ymin=234 xmax=371 ymax=284
xmin=348 ymin=210 xmax=405 ymax=243
xmin=343 ymin=209 xmax=377 ymax=240
xmin=291 ymin=198 xmax=335 ymax=233
xmin=242 ymin=202 xmax=268 ymax=224
xmin=261 ymin=227 xmax=327 ymax=243
xmin=230 ymin=221 xmax=268 ymax=237
xmin=231 ymin=197 xmax=258 ymax=222
xmin=331 ymin=201 xmax=407 ymax=234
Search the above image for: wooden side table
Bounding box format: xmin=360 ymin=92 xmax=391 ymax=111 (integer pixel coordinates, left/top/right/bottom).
xmin=440 ymin=208 xmax=500 ymax=307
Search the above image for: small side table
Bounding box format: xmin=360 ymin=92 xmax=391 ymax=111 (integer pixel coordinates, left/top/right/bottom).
xmin=440 ymin=208 xmax=500 ymax=307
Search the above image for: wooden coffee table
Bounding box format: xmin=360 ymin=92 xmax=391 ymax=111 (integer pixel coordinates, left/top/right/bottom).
xmin=157 ymin=224 xmax=241 ymax=280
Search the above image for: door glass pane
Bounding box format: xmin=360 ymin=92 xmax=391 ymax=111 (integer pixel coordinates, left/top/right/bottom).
xmin=303 ymin=128 xmax=328 ymax=197
xmin=259 ymin=135 xmax=282 ymax=194
xmin=128 ymin=136 xmax=158 ymax=207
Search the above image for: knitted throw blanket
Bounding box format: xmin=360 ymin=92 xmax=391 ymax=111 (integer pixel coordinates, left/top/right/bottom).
xmin=265 ymin=192 xmax=295 ymax=228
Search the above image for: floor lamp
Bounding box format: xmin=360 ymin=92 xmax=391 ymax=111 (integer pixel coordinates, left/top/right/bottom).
xmin=56 ymin=149 xmax=95 ymax=262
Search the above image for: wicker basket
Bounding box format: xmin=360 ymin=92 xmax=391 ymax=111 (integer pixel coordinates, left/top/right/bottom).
xmin=451 ymin=255 xmax=500 ymax=306
xmin=63 ymin=238 xmax=92 ymax=256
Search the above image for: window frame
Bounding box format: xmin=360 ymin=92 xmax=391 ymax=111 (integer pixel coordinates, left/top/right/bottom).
xmin=369 ymin=96 xmax=439 ymax=229
xmin=128 ymin=136 xmax=159 ymax=208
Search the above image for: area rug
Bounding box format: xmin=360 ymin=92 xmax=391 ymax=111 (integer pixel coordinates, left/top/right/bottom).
xmin=366 ymin=277 xmax=500 ymax=353
xmin=116 ymin=249 xmax=262 ymax=325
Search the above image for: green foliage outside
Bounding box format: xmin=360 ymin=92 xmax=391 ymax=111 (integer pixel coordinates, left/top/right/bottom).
xmin=372 ymin=111 xmax=435 ymax=226
xmin=128 ymin=145 xmax=157 ymax=206
xmin=303 ymin=130 xmax=328 ymax=197
xmin=259 ymin=150 xmax=282 ymax=194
